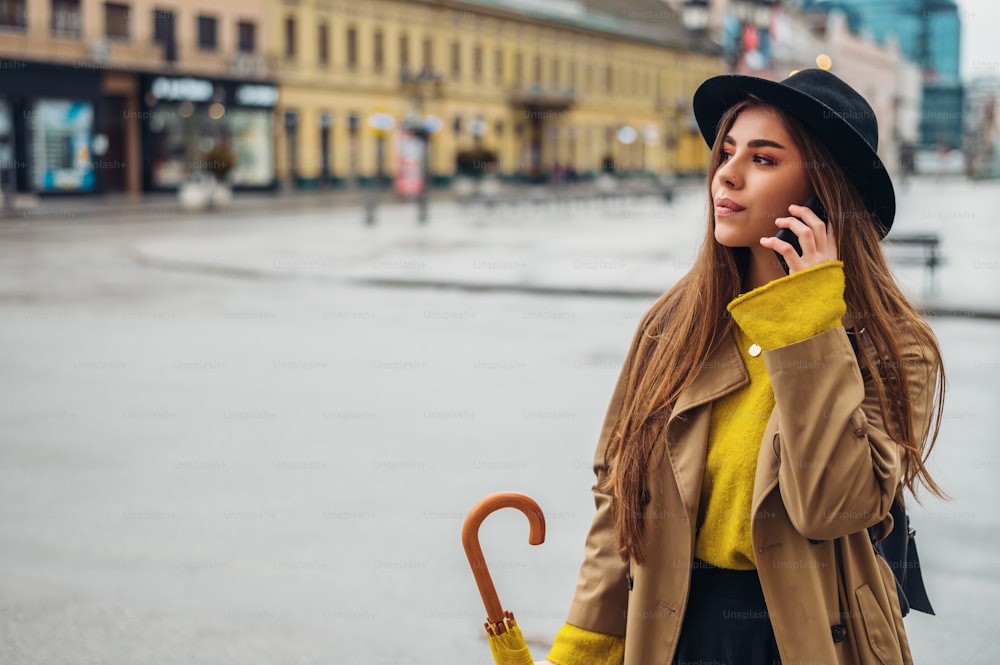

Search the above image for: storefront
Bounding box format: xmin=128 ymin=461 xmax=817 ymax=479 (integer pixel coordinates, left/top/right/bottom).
xmin=0 ymin=63 xmax=105 ymax=195
xmin=0 ymin=99 xmax=14 ymax=202
xmin=140 ymin=75 xmax=278 ymax=191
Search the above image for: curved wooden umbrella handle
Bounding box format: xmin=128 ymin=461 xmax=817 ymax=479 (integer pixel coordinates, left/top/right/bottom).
xmin=462 ymin=491 xmax=546 ymax=626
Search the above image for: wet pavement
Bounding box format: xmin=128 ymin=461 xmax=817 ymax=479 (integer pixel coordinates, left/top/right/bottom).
xmin=0 ymin=176 xmax=998 ymax=664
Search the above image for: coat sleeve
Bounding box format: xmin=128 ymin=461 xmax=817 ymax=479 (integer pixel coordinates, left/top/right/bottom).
xmin=730 ymin=262 xmax=939 ymax=540
xmin=763 ymin=325 xmax=937 ymax=540
xmin=729 ymin=262 xmax=938 ymax=539
xmin=563 ymin=345 xmax=633 ymax=636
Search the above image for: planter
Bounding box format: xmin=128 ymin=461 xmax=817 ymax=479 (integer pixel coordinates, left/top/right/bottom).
xmin=178 ymin=176 xmax=232 ymax=211
xmin=452 ymin=175 xmax=477 ymax=201
xmin=211 ymin=181 xmax=232 ymax=207
xmin=479 ymin=175 xmax=501 ymax=201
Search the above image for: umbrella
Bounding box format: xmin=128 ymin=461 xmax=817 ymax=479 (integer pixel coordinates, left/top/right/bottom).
xmin=462 ymin=491 xmax=546 ymax=665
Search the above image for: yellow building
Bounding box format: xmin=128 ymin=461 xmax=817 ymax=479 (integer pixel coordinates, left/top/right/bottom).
xmin=269 ymin=0 xmax=722 ymax=188
xmin=0 ymin=0 xmax=275 ymax=196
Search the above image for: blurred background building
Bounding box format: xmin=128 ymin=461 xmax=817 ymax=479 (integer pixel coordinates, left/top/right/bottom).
xmin=0 ymin=0 xmax=986 ymax=201
xmin=797 ymin=0 xmax=963 ymax=151
xmin=963 ymin=75 xmax=1000 ymax=178
xmin=269 ymin=0 xmax=723 ymax=189
xmin=0 ymin=0 xmax=277 ymax=199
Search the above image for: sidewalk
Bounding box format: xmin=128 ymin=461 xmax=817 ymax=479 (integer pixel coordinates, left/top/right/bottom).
xmin=131 ymin=175 xmax=1000 ymax=320
xmin=0 ymin=178 xmax=671 ymax=223
xmin=0 ymin=186 xmax=435 ymax=223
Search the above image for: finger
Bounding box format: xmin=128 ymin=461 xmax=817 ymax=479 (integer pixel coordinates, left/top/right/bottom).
xmin=760 ymin=236 xmax=804 ymax=273
xmin=774 ymin=216 xmax=818 ymax=255
xmin=788 ymin=204 xmax=824 ymax=231
xmin=787 ymin=204 xmax=827 ymax=255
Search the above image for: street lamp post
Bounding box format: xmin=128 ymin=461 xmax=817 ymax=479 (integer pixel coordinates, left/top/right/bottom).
xmin=401 ymin=67 xmax=442 ymax=224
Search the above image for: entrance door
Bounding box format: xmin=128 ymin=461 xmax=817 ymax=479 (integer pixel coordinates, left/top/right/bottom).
xmin=103 ymin=96 xmax=127 ymax=192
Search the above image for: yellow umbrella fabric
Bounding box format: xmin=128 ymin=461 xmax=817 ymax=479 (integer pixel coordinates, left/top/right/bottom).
xmin=462 ymin=492 xmax=546 ymax=665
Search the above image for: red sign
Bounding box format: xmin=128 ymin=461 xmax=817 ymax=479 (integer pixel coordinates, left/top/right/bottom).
xmin=394 ymin=130 xmax=425 ymax=197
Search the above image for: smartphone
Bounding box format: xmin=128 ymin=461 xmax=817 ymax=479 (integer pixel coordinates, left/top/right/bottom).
xmin=774 ymin=194 xmax=828 ymax=274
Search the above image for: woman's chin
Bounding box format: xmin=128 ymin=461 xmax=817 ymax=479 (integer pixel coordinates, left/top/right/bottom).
xmin=714 ymin=231 xmax=753 ymax=249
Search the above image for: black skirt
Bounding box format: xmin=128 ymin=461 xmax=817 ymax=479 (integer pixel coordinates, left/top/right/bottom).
xmin=671 ymin=559 xmax=782 ymax=665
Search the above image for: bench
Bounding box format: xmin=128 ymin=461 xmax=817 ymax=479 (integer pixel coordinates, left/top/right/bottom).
xmin=883 ymin=233 xmax=941 ymax=294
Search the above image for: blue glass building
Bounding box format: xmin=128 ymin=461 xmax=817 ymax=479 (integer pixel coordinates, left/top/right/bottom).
xmin=799 ymin=0 xmax=963 ymax=149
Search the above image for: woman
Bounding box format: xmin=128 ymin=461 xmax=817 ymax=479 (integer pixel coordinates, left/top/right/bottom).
xmin=540 ymin=69 xmax=946 ymax=665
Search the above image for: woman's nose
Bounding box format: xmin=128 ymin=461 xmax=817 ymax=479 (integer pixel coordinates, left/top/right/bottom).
xmin=716 ymin=160 xmax=739 ymax=188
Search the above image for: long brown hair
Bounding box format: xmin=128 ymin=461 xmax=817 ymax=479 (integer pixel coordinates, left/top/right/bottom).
xmin=604 ymin=97 xmax=947 ymax=564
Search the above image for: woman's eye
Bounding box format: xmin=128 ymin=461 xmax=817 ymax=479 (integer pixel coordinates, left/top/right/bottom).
xmin=721 ymin=152 xmax=773 ymax=165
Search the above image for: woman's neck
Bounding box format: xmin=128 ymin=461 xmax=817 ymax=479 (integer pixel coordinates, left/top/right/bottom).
xmin=743 ymin=246 xmax=787 ymax=292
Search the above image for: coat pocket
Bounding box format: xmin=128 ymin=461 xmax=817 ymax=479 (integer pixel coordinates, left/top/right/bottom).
xmin=855 ymin=583 xmax=899 ymax=665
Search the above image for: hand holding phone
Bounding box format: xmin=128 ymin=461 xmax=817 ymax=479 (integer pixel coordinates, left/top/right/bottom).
xmin=774 ymin=194 xmax=828 ymax=274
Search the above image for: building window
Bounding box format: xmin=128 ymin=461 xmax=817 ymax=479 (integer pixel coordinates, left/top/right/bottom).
xmin=284 ymin=16 xmax=295 ymax=59
xmin=197 ymin=15 xmax=217 ymax=50
xmin=105 ymin=2 xmax=130 ymax=40
xmin=514 ymin=51 xmax=522 ymax=85
xmin=51 ymin=0 xmax=81 ymax=37
xmin=494 ymin=47 xmax=503 ymax=83
xmin=533 ymin=55 xmax=541 ymax=85
xmin=346 ymin=26 xmax=357 ymax=70
xmin=473 ymin=43 xmax=482 ymax=81
xmin=373 ymin=30 xmax=383 ymax=73
xmin=152 ymin=8 xmax=175 ymax=60
xmin=605 ymin=64 xmax=613 ymax=94
xmin=238 ymin=21 xmax=255 ymax=54
xmin=586 ymin=63 xmax=593 ymax=93
xmin=552 ymin=58 xmax=559 ymax=87
xmin=399 ymin=33 xmax=409 ymax=73
xmin=451 ymin=41 xmax=460 ymax=80
xmin=152 ymin=9 xmax=172 ymax=44
xmin=569 ymin=61 xmax=576 ymax=90
xmin=318 ymin=22 xmax=329 ymax=65
xmin=422 ymin=37 xmax=432 ymax=70
xmin=0 ymin=0 xmax=27 ymax=28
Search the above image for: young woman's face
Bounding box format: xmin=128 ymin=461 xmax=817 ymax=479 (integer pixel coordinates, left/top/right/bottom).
xmin=711 ymin=104 xmax=814 ymax=250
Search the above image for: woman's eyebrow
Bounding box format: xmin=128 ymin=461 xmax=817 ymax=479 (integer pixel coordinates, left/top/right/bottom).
xmin=723 ymin=135 xmax=787 ymax=150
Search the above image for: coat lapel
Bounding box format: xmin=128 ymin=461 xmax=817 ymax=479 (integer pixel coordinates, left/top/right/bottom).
xmin=663 ymin=332 xmax=750 ymax=522
xmin=668 ymin=332 xmax=749 ymax=423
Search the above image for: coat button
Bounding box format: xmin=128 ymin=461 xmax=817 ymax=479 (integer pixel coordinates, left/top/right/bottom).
xmin=854 ymin=427 xmax=866 ymax=437
xmin=831 ymin=623 xmax=847 ymax=643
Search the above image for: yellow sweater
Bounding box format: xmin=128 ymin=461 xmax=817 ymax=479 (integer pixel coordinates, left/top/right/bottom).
xmin=547 ymin=261 xmax=847 ymax=665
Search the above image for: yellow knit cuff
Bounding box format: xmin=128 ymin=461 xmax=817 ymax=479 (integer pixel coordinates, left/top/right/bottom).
xmin=727 ymin=261 xmax=846 ymax=350
xmin=547 ymin=622 xmax=625 ymax=665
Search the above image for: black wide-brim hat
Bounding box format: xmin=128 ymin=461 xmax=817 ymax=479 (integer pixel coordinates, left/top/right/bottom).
xmin=693 ymin=68 xmax=895 ymax=237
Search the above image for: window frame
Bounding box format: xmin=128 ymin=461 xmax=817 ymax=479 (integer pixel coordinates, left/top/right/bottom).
xmin=196 ymin=14 xmax=218 ymax=51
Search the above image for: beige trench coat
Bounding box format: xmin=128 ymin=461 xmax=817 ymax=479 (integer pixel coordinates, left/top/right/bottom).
xmin=566 ymin=323 xmax=938 ymax=665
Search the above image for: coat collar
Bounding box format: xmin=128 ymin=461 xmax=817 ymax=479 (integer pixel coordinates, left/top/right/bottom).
xmin=668 ymin=329 xmax=750 ymax=430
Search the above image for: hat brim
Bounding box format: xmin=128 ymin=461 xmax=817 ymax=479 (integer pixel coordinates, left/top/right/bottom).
xmin=693 ymin=74 xmax=895 ymax=236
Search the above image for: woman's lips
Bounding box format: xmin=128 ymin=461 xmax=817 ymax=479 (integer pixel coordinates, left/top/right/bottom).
xmin=715 ymin=205 xmax=743 ymax=217
xmin=714 ymin=197 xmax=745 ymax=217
